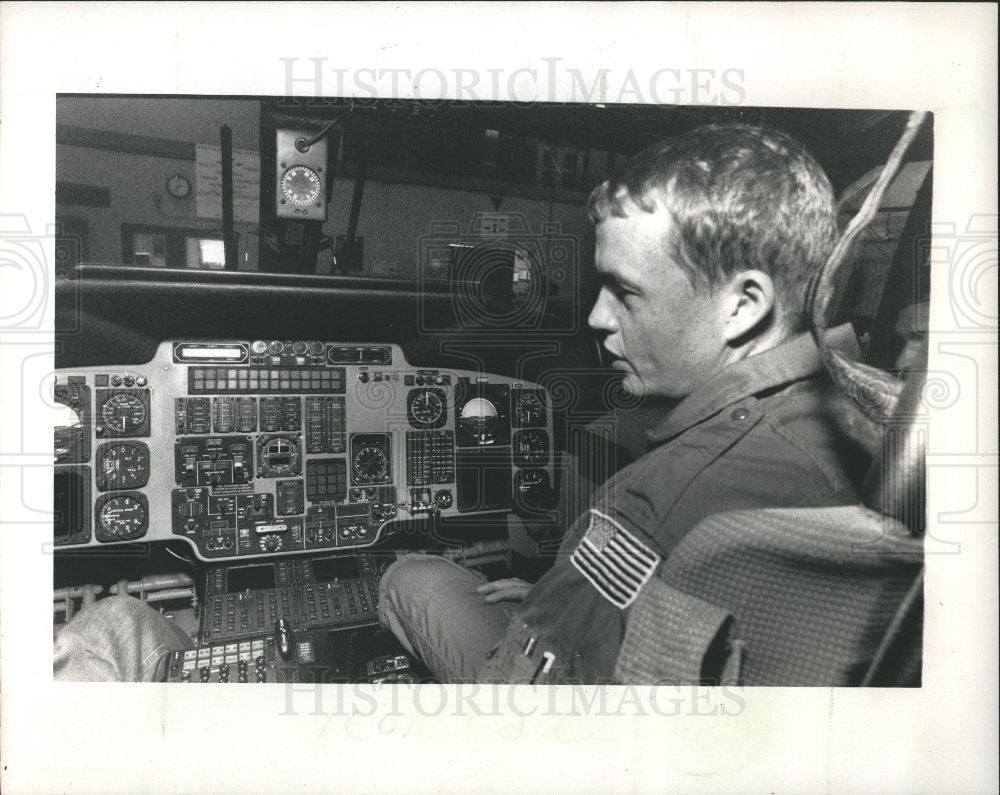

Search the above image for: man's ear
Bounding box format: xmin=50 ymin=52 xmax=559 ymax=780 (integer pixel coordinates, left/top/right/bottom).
xmin=721 ymin=269 xmax=776 ymax=342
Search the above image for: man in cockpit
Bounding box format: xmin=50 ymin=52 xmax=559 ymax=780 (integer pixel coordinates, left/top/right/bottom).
xmin=377 ymin=123 xmax=866 ymax=683
xmin=54 ymin=123 xmax=864 ymax=683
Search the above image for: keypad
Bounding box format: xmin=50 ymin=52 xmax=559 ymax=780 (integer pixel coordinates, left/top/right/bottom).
xmin=306 ymin=459 xmax=348 ymax=503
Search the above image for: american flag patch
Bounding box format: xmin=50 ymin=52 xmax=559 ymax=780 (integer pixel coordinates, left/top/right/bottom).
xmin=570 ymin=510 xmax=661 ymax=609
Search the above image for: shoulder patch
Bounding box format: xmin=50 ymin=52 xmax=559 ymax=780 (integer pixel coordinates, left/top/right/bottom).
xmin=570 ymin=509 xmax=661 ymax=609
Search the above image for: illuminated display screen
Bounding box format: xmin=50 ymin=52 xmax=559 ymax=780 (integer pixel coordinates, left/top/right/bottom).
xmin=179 ymin=347 xmax=245 ymax=360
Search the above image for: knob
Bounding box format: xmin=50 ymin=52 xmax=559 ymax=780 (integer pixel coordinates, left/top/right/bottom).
xmin=256 ymin=655 xmax=266 ymax=669
xmin=123 ymin=375 xmax=135 ymax=387
xmin=358 ymin=371 xmax=370 ymax=383
xmin=256 ymin=671 xmax=267 ymax=683
xmin=265 ymin=536 xmax=279 ymax=552
xmin=111 ymin=375 xmax=123 ymax=386
xmin=135 ymin=375 xmax=147 ymax=387
xmin=292 ymin=341 xmax=307 ymax=355
xmin=180 ymin=669 xmax=192 ymax=682
xmin=434 ymin=375 xmax=447 ymax=385
xmin=268 ymin=341 xmax=284 ymax=354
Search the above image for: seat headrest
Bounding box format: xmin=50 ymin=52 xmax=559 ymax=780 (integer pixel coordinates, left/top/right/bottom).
xmin=807 ymin=111 xmax=929 ymax=536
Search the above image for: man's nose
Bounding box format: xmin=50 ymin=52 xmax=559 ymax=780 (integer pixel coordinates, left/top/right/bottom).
xmin=588 ymin=289 xmax=616 ymax=333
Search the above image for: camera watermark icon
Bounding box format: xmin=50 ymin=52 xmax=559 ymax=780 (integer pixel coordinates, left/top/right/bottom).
xmin=417 ymin=214 xmax=580 ymax=337
xmin=921 ymin=215 xmax=998 ymax=332
xmin=0 ymin=214 xmax=56 ymax=333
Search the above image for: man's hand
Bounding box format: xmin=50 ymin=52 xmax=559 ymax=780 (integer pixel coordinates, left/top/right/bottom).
xmin=475 ymin=578 xmax=532 ymax=604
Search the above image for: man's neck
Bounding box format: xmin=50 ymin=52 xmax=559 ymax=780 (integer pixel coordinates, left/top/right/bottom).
xmin=721 ymin=319 xmax=797 ymax=371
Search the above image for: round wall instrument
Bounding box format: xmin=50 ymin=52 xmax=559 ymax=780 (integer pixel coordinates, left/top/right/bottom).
xmin=279 ymin=165 xmax=322 ymax=207
xmin=166 ymin=174 xmax=191 ymax=198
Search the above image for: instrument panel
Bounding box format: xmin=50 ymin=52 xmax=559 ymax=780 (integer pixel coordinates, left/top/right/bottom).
xmin=52 ymin=341 xmax=557 ymax=561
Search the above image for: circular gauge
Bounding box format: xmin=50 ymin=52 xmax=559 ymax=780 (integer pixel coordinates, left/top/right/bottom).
xmin=96 ymin=493 xmax=148 ymax=540
xmin=100 ymin=392 xmax=147 ymax=435
xmin=353 ymin=445 xmax=388 ymax=484
xmin=515 ymin=392 xmax=545 ymax=427
xmin=409 ymin=389 xmax=445 ymax=427
xmin=460 ymin=397 xmax=498 ymax=443
xmin=514 ymin=429 xmax=549 ymax=466
xmin=166 ymin=174 xmax=191 ymax=198
xmin=280 ymin=165 xmax=322 ymax=207
xmin=97 ymin=442 xmax=150 ymax=490
xmin=516 ymin=468 xmax=550 ymax=493
xmin=515 ymin=469 xmax=552 ymax=510
xmin=259 ymin=436 xmax=300 ymax=477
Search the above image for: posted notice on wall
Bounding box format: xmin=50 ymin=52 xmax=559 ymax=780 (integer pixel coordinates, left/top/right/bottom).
xmin=195 ymin=143 xmax=260 ymax=224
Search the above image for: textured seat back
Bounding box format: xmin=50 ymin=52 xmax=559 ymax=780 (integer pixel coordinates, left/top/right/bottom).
xmin=617 ymin=505 xmax=923 ymax=686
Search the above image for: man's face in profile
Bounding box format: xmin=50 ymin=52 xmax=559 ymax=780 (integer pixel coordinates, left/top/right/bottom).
xmin=587 ymin=209 xmax=727 ymax=401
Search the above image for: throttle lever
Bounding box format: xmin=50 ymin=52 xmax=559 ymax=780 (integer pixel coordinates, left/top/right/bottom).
xmin=274 ymin=618 xmax=293 ymax=662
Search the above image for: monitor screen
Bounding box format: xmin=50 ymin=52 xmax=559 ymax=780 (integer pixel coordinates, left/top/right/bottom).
xmin=54 ymin=469 xmax=88 ymax=541
xmin=225 ymin=563 xmax=276 ymax=593
xmin=310 ymin=555 xmax=362 ymax=582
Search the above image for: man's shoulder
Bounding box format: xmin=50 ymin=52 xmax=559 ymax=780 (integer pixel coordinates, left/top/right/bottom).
xmin=602 ymin=376 xmax=868 ymax=554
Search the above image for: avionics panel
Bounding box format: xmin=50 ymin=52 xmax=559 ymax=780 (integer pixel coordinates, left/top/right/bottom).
xmin=199 ymin=553 xmax=389 ymax=642
xmin=53 ymin=340 xmax=557 ymax=561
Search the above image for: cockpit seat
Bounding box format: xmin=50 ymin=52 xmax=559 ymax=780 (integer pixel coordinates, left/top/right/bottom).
xmin=614 ymin=504 xmax=923 ymax=686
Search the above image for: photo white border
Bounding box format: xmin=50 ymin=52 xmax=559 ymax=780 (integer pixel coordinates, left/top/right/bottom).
xmin=1 ymin=3 xmax=996 ymax=793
